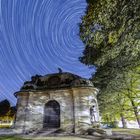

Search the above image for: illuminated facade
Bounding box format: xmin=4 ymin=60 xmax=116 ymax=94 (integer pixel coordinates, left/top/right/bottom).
xmin=14 ymin=72 xmax=99 ymax=134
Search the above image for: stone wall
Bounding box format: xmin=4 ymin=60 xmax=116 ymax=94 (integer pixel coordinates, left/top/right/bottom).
xmin=14 ymin=92 xmax=29 ymax=132
xmin=14 ymin=87 xmax=99 ymax=134
xmin=72 ymin=87 xmax=99 ymax=133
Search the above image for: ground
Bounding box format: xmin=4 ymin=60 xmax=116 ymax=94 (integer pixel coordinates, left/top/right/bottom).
xmin=112 ymin=128 xmax=140 ymax=136
xmin=0 ymin=136 xmax=90 ymax=140
xmin=0 ymin=128 xmax=140 ymax=140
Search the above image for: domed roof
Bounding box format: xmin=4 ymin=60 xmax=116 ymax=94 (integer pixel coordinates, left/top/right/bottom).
xmin=20 ymin=72 xmax=94 ymax=91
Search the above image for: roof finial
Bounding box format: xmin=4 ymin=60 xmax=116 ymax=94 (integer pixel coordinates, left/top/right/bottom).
xmin=58 ymin=68 xmax=62 ymax=73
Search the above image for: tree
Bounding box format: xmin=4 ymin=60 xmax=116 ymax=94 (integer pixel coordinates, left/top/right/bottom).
xmin=99 ymin=91 xmax=132 ymax=128
xmin=79 ymin=0 xmax=140 ymax=90
xmin=117 ymin=68 xmax=140 ymax=128
xmin=79 ymin=0 xmax=140 ymax=127
xmin=0 ymin=100 xmax=10 ymax=116
xmin=98 ymin=68 xmax=140 ymax=127
xmin=8 ymin=106 xmax=17 ymax=117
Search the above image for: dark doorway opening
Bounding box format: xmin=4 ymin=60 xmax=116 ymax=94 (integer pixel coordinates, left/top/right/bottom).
xmin=43 ymin=100 xmax=60 ymax=128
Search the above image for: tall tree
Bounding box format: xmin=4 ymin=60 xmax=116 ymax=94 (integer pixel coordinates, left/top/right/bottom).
xmin=79 ymin=0 xmax=140 ymax=127
xmin=118 ymin=68 xmax=140 ymax=127
xmin=98 ymin=68 xmax=140 ymax=127
xmin=80 ymin=0 xmax=140 ymax=90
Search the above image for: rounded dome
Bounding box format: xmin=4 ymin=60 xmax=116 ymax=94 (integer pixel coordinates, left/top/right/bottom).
xmin=21 ymin=72 xmax=94 ymax=91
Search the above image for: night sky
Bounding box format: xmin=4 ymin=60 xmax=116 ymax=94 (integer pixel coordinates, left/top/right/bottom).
xmin=0 ymin=0 xmax=95 ymax=105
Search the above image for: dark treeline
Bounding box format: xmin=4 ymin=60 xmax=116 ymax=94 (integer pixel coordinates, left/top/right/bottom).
xmin=0 ymin=99 xmax=16 ymax=117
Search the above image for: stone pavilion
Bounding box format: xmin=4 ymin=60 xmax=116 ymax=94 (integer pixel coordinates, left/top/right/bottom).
xmin=14 ymin=72 xmax=99 ymax=134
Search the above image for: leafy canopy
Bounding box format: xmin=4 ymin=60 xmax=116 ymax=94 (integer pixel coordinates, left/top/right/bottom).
xmin=79 ymin=0 xmax=140 ymax=124
xmin=80 ymin=0 xmax=140 ymax=90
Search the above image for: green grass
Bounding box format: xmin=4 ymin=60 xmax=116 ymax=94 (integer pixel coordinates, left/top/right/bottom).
xmin=0 ymin=125 xmax=11 ymax=128
xmin=0 ymin=136 xmax=31 ymax=140
xmin=0 ymin=136 xmax=90 ymax=140
xmin=112 ymin=128 xmax=140 ymax=136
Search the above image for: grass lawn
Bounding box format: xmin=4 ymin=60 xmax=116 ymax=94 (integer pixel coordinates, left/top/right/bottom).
xmin=112 ymin=128 xmax=140 ymax=136
xmin=0 ymin=136 xmax=90 ymax=140
xmin=0 ymin=125 xmax=11 ymax=128
xmin=0 ymin=136 xmax=30 ymax=140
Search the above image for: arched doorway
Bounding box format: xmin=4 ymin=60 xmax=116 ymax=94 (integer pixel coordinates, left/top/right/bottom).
xmin=43 ymin=100 xmax=60 ymax=128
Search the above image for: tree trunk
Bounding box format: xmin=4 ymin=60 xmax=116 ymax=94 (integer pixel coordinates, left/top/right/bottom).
xmin=130 ymin=99 xmax=140 ymax=128
xmin=105 ymin=114 xmax=110 ymax=127
xmin=120 ymin=113 xmax=127 ymax=128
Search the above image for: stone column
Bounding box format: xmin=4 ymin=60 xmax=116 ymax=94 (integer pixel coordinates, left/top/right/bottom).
xmin=14 ymin=92 xmax=29 ymax=133
xmin=23 ymin=92 xmax=47 ymax=132
xmin=72 ymin=87 xmax=98 ymax=134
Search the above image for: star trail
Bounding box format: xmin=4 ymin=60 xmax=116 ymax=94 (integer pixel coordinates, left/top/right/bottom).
xmin=0 ymin=0 xmax=95 ymax=105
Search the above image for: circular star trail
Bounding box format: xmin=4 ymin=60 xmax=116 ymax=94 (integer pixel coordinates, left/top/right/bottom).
xmin=0 ymin=0 xmax=95 ymax=105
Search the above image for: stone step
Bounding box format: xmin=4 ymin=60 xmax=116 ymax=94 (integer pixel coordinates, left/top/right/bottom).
xmin=35 ymin=128 xmax=59 ymax=136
